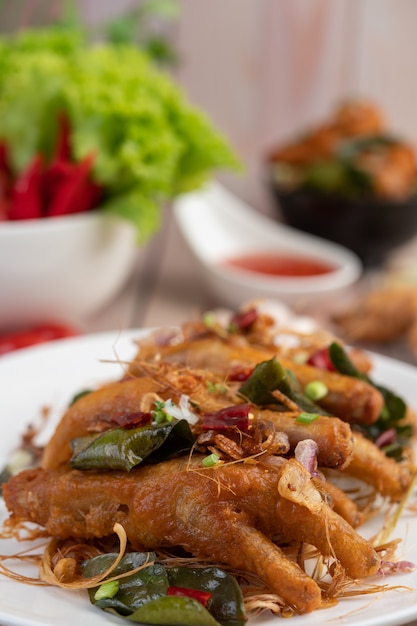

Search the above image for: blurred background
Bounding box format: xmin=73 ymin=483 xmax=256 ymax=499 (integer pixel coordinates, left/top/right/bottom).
xmin=2 ymin=0 xmax=417 ymax=362
xmin=3 ymin=0 xmax=417 ymax=213
xmin=171 ymin=0 xmax=417 ymax=216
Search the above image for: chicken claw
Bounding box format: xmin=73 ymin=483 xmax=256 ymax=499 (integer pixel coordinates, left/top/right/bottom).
xmin=3 ymin=456 xmax=380 ymax=614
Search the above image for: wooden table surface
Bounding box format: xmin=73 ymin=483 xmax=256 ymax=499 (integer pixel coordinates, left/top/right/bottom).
xmin=84 ymin=207 xmax=217 ymax=334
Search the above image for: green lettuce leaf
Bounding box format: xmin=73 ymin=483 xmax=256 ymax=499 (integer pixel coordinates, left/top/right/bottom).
xmin=0 ymin=26 xmax=241 ymax=242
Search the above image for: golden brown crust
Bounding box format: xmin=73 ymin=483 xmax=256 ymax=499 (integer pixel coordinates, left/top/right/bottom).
xmin=42 ymin=377 xmax=165 ymax=469
xmin=345 ymin=432 xmax=415 ymax=501
xmin=3 ymin=457 xmax=380 ymax=613
xmin=134 ymin=336 xmax=384 ymax=425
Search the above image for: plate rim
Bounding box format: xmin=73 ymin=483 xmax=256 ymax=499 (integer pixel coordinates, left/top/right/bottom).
xmin=0 ymin=329 xmax=416 ymax=626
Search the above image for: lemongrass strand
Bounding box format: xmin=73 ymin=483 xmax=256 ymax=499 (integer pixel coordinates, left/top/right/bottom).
xmin=39 ymin=523 xmax=154 ymax=589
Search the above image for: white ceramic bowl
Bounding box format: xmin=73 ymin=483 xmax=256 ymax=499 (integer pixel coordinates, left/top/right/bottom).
xmin=0 ymin=212 xmax=138 ymax=329
xmin=174 ymin=183 xmax=363 ymax=310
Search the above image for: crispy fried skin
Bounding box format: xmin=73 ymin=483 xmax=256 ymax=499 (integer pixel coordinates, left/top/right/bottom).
xmin=42 ymin=365 xmax=238 ymax=470
xmin=253 ymin=409 xmax=353 ymax=470
xmin=280 ymin=360 xmax=383 ymax=425
xmin=346 ymin=432 xmax=414 ymax=501
xmin=42 ymin=363 xmax=353 ymax=472
xmin=312 ymin=477 xmax=364 ymax=528
xmin=41 ymin=357 xmax=410 ymax=501
xmin=134 ymin=336 xmax=384 ymax=425
xmin=42 ymin=377 xmax=165 ymax=470
xmin=3 ymin=456 xmax=380 ymax=614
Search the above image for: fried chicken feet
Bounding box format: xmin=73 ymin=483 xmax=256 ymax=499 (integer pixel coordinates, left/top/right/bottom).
xmin=3 ymin=456 xmax=380 ymax=614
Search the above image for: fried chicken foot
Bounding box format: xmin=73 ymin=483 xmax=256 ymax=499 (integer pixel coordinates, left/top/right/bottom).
xmin=42 ymin=364 xmax=354 ymax=472
xmin=42 ymin=377 xmax=167 ymax=469
xmin=312 ymin=477 xmax=363 ymax=528
xmin=40 ymin=356 xmax=411 ymax=500
xmin=42 ymin=363 xmax=239 ymax=469
xmin=346 ymin=432 xmax=414 ymax=501
xmin=253 ymin=409 xmax=353 ymax=470
xmin=134 ymin=336 xmax=384 ymax=425
xmin=264 ymin=411 xmax=413 ymax=501
xmin=333 ymin=285 xmax=417 ymax=344
xmin=3 ymin=456 xmax=380 ymax=614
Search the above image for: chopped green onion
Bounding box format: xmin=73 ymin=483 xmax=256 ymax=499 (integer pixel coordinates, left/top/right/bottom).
xmin=296 ymin=412 xmax=320 ymax=424
xmin=94 ymin=579 xmax=120 ymax=601
xmin=304 ymin=380 xmax=328 ymax=401
xmin=202 ymin=312 xmax=216 ymax=328
xmin=152 ymin=400 xmax=173 ymax=423
xmin=292 ymin=352 xmax=309 ymax=364
xmin=206 ymin=381 xmax=227 ymax=395
xmin=152 ymin=410 xmax=166 ymax=424
xmin=202 ymin=453 xmax=220 ymax=467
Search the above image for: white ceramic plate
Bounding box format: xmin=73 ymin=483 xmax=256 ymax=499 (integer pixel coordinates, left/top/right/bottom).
xmin=0 ymin=332 xmax=416 ymax=626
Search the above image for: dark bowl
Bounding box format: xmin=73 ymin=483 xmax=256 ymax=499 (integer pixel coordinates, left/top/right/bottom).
xmin=270 ymin=185 xmax=417 ymax=267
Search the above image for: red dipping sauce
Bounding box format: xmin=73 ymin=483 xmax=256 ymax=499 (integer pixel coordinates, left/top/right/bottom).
xmin=222 ymin=253 xmax=336 ymax=277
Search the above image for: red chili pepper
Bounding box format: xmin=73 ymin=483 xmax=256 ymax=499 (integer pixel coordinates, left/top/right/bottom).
xmin=306 ymin=347 xmax=336 ymax=372
xmin=4 ymin=112 xmax=103 ymax=221
xmin=167 ymin=586 xmax=212 ymax=607
xmin=111 ymin=412 xmax=153 ymax=429
xmin=375 ymin=428 xmax=396 ymax=448
xmin=44 ymin=113 xmax=103 ymax=217
xmin=0 ymin=141 xmax=14 ymax=210
xmin=0 ymin=323 xmax=80 ymax=356
xmin=227 ymin=366 xmax=254 ymax=382
xmin=54 ymin=112 xmax=72 ymax=163
xmin=8 ymin=154 xmax=45 ymax=220
xmin=202 ymin=403 xmax=252 ymax=431
xmin=0 ymin=141 xmax=12 ymax=175
xmin=46 ymin=153 xmax=103 ymax=217
xmin=229 ymin=307 xmax=258 ymax=332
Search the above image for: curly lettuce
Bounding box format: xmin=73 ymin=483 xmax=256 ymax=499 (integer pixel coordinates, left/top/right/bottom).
xmin=0 ymin=27 xmax=240 ymax=241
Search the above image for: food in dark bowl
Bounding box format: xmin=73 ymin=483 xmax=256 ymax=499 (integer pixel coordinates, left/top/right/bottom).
xmin=267 ymin=100 xmax=417 ymax=266
xmin=271 ymin=187 xmax=417 ymax=267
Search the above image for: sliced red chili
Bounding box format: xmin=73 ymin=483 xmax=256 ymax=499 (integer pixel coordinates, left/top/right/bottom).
xmin=0 ymin=141 xmax=12 ymax=176
xmin=202 ymin=403 xmax=252 ymax=431
xmin=54 ymin=111 xmax=72 ymax=163
xmin=111 ymin=412 xmax=153 ymax=429
xmin=0 ymin=323 xmax=80 ymax=355
xmin=8 ymin=154 xmax=44 ymax=220
xmin=306 ymin=346 xmax=336 ymax=372
xmin=40 ymin=112 xmax=102 ymax=216
xmin=375 ymin=428 xmax=396 ymax=448
xmin=46 ymin=153 xmax=103 ymax=217
xmin=227 ymin=366 xmax=254 ymax=382
xmin=229 ymin=307 xmax=258 ymax=332
xmin=2 ymin=110 xmax=105 ymax=221
xmin=0 ymin=140 xmax=13 ymax=210
xmin=0 ymin=199 xmax=9 ymax=220
xmin=167 ymin=586 xmax=212 ymax=607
